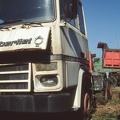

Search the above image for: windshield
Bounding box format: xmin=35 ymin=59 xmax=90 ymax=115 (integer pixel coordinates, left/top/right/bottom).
xmin=0 ymin=0 xmax=55 ymax=24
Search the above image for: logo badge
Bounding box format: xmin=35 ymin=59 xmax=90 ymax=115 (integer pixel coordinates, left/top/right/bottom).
xmin=34 ymin=36 xmax=43 ymax=47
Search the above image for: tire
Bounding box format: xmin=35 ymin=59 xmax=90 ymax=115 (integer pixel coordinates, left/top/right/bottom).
xmin=81 ymin=91 xmax=91 ymax=120
xmin=77 ymin=82 xmax=92 ymax=120
xmin=75 ymin=72 xmax=92 ymax=120
xmin=84 ymin=93 xmax=91 ymax=115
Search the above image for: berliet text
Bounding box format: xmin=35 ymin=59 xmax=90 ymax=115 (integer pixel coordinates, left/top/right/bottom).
xmin=0 ymin=38 xmax=32 ymax=47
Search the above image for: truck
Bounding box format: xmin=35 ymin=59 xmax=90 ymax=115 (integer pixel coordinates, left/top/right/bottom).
xmin=96 ymin=42 xmax=120 ymax=86
xmin=91 ymin=42 xmax=120 ymax=103
xmin=0 ymin=0 xmax=92 ymax=118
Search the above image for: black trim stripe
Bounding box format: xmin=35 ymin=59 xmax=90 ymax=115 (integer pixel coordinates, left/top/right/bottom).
xmin=50 ymin=55 xmax=89 ymax=65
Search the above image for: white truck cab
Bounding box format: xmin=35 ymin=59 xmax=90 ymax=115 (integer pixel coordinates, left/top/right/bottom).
xmin=0 ymin=0 xmax=91 ymax=115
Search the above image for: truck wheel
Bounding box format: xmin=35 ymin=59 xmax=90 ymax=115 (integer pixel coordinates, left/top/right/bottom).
xmin=75 ymin=90 xmax=91 ymax=120
xmin=84 ymin=93 xmax=91 ymax=115
xmin=104 ymin=84 xmax=112 ymax=101
xmin=76 ymin=73 xmax=92 ymax=120
xmin=78 ymin=88 xmax=91 ymax=120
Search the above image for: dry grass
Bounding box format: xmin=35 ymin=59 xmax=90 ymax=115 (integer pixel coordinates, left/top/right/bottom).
xmin=92 ymin=87 xmax=120 ymax=120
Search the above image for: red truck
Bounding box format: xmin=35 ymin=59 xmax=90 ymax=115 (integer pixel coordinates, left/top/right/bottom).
xmin=98 ymin=42 xmax=120 ymax=68
xmin=98 ymin=42 xmax=120 ymax=86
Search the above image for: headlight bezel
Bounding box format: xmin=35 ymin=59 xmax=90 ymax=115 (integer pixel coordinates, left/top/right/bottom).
xmin=34 ymin=62 xmax=62 ymax=91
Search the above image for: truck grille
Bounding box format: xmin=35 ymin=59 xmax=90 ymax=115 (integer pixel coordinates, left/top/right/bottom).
xmin=0 ymin=63 xmax=31 ymax=92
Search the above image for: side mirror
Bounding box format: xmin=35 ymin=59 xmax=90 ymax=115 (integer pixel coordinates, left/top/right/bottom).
xmin=65 ymin=0 xmax=77 ymax=19
xmin=65 ymin=2 xmax=73 ymax=18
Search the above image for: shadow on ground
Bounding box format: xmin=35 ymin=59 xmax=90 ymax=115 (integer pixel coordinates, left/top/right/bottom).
xmin=0 ymin=112 xmax=85 ymax=120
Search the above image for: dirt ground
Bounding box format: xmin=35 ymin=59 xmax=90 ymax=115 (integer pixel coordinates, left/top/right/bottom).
xmin=92 ymin=87 xmax=120 ymax=120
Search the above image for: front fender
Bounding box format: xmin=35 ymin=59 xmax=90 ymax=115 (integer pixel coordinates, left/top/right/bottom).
xmin=72 ymin=68 xmax=85 ymax=110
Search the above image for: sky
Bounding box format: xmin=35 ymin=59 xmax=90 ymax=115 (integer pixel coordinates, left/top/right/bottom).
xmin=82 ymin=0 xmax=120 ymax=58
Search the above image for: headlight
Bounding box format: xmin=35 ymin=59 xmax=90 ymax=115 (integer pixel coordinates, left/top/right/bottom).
xmin=36 ymin=62 xmax=57 ymax=71
xmin=93 ymin=76 xmax=103 ymax=90
xmin=40 ymin=75 xmax=58 ymax=87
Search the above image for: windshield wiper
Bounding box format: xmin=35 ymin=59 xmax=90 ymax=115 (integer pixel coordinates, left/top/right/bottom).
xmin=22 ymin=22 xmax=43 ymax=27
xmin=0 ymin=19 xmax=23 ymax=25
xmin=24 ymin=21 xmax=42 ymax=25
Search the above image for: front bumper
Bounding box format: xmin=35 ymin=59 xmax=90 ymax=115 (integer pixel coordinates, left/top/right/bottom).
xmin=0 ymin=93 xmax=72 ymax=113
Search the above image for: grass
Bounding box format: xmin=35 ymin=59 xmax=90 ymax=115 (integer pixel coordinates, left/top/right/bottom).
xmin=91 ymin=87 xmax=120 ymax=120
xmin=92 ymin=114 xmax=117 ymax=120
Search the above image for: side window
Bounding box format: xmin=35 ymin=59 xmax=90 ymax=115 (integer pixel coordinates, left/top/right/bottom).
xmin=60 ymin=0 xmax=77 ymax=27
xmin=60 ymin=0 xmax=66 ymax=19
xmin=78 ymin=2 xmax=85 ymax=34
